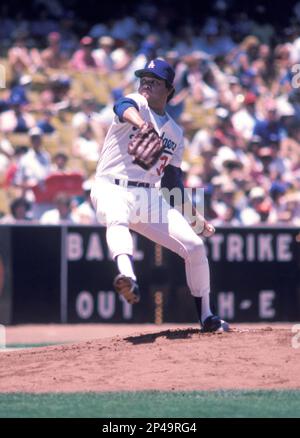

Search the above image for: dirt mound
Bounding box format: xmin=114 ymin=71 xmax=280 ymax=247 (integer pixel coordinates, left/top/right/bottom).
xmin=0 ymin=327 xmax=299 ymax=392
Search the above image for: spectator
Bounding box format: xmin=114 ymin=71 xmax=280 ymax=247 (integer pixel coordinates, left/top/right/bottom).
xmin=0 ymin=137 xmax=14 ymax=178
xmin=41 ymin=31 xmax=67 ymax=70
xmin=89 ymin=21 xmax=110 ymax=39
xmin=120 ymin=39 xmax=157 ymax=90
xmin=72 ymin=119 xmax=101 ymax=164
xmin=72 ymin=179 xmax=97 ymax=224
xmin=40 ymin=193 xmax=75 ymax=224
xmin=72 ymin=95 xmax=104 ymax=143
xmin=13 ymin=127 xmax=51 ymax=217
xmin=213 ymin=182 xmax=238 ymax=219
xmin=36 ymin=109 xmax=56 ymax=134
xmin=0 ymin=197 xmax=32 ymax=223
xmin=112 ymin=41 xmax=135 ymax=72
xmin=174 ymin=25 xmax=197 ymax=56
xmin=183 ymin=54 xmax=218 ymax=108
xmin=280 ymin=125 xmax=300 ymax=171
xmin=9 ymin=74 xmax=32 ymax=108
xmin=4 ymin=145 xmax=28 ymax=188
xmin=228 ymin=35 xmax=260 ymax=72
xmin=165 ymin=51 xmax=190 ymax=121
xmin=39 ymin=74 xmax=72 ymax=112
xmin=57 ymin=11 xmax=78 ymax=56
xmin=240 ymin=187 xmax=273 ymax=225
xmin=187 ymin=143 xmax=218 ymax=186
xmin=72 ymin=95 xmax=98 ymax=132
xmin=95 ymin=88 xmax=124 ymax=136
xmin=212 ymin=204 xmax=241 ymax=226
xmin=8 ymin=33 xmax=37 ymax=80
xmin=269 ymin=180 xmax=289 ymax=215
xmin=276 ymin=192 xmax=300 ymax=225
xmin=70 ymin=36 xmax=97 ymax=71
xmin=254 ymin=139 xmax=293 ymax=186
xmin=50 ymin=152 xmax=69 ymax=173
xmin=231 ymin=92 xmax=260 ymax=141
xmin=110 ymin=13 xmax=139 ymax=40
xmin=197 ymin=21 xmax=235 ymax=57
xmin=189 ymin=125 xmax=215 ymax=160
xmin=253 ymin=100 xmax=287 ymax=143
xmin=212 ymin=108 xmax=239 ymax=149
xmin=92 ymin=36 xmax=115 ymax=73
xmin=0 ymin=94 xmax=35 ymax=133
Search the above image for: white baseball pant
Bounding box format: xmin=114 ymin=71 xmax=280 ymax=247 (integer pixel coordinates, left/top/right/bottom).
xmin=91 ymin=177 xmax=210 ymax=298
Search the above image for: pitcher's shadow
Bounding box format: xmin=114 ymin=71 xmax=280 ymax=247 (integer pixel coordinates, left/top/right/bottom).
xmin=124 ymin=328 xmax=200 ymax=345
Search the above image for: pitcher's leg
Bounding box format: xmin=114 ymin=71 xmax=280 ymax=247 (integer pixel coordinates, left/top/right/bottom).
xmin=132 ymin=206 xmax=229 ymax=331
xmin=133 ymin=207 xmax=210 ymax=295
xmin=106 ymin=223 xmax=133 ymax=260
xmin=131 ymin=208 xmax=213 ymax=320
xmin=91 ymin=179 xmax=139 ymax=303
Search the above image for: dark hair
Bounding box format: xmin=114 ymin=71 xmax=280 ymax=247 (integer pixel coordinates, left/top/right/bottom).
xmin=166 ymin=82 xmax=175 ymax=102
xmin=10 ymin=197 xmax=30 ymax=216
xmin=54 ymin=193 xmax=72 ymax=207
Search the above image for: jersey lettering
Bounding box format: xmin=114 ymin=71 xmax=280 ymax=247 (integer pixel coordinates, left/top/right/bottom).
xmin=156 ymin=155 xmax=169 ymax=176
xmin=161 ymin=132 xmax=177 ymax=151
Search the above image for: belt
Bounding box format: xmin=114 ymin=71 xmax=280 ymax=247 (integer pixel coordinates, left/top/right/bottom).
xmin=114 ymin=178 xmax=153 ymax=188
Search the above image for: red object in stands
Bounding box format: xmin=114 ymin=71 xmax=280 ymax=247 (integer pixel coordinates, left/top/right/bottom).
xmin=32 ymin=172 xmax=84 ymax=203
xmin=4 ymin=163 xmax=18 ymax=187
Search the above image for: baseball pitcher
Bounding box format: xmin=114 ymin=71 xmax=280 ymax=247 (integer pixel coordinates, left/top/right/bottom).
xmin=91 ymin=58 xmax=229 ymax=332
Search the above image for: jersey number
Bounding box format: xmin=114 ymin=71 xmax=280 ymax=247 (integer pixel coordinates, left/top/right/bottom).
xmin=156 ymin=155 xmax=169 ymax=176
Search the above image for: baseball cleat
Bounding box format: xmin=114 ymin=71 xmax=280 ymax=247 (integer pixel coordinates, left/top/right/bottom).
xmin=201 ymin=315 xmax=230 ymax=333
xmin=113 ymin=274 xmax=140 ymax=304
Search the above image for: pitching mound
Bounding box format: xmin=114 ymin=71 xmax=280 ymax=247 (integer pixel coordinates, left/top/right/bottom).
xmin=0 ymin=327 xmax=299 ymax=392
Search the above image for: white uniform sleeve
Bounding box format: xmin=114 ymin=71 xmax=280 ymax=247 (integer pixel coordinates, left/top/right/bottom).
xmin=113 ymin=92 xmax=148 ymax=125
xmin=124 ymin=92 xmax=149 ymax=112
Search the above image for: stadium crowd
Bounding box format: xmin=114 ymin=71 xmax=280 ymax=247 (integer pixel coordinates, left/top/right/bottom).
xmin=0 ymin=0 xmax=300 ymax=225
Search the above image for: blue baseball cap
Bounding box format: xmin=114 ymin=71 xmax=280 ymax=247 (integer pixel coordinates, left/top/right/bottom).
xmin=270 ymin=181 xmax=288 ymax=194
xmin=135 ymin=58 xmax=175 ymax=86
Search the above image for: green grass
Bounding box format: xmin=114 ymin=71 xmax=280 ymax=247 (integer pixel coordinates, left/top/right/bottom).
xmin=0 ymin=391 xmax=299 ymax=418
xmin=3 ymin=343 xmax=61 ymax=349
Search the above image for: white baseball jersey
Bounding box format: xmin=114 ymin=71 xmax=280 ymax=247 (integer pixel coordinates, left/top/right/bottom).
xmin=95 ymin=92 xmax=184 ymax=184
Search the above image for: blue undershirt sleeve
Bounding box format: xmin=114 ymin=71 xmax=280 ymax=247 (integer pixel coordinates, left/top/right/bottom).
xmin=113 ymin=97 xmax=139 ymax=122
xmin=161 ymin=164 xmax=185 ymax=207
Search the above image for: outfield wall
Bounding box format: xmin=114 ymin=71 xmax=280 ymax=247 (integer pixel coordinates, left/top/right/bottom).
xmin=0 ymin=225 xmax=299 ymax=324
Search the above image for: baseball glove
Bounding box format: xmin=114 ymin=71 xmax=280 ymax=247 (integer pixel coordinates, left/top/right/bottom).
xmin=128 ymin=122 xmax=164 ymax=170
